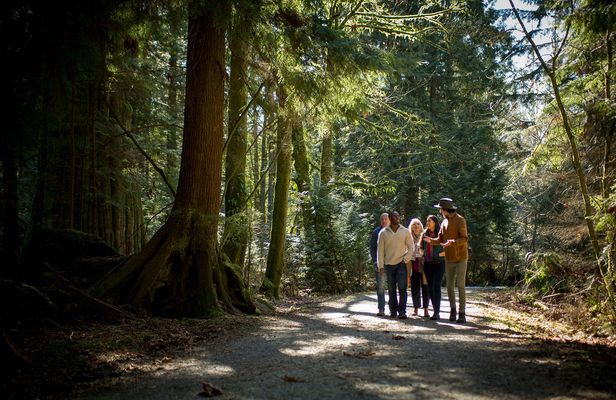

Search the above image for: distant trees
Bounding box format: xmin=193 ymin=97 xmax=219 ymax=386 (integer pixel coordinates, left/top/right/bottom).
xmin=504 ymin=0 xmax=616 ymax=320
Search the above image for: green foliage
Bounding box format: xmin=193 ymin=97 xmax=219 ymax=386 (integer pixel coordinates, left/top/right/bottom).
xmin=523 ymin=252 xmax=567 ymax=295
xmin=303 ymin=186 xmax=374 ymax=293
xmin=592 ymin=186 xmax=616 ymax=314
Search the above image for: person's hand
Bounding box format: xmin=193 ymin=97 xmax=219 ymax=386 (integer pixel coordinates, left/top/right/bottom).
xmin=442 ymin=239 xmax=455 ymax=248
xmin=423 ymin=236 xmax=431 ymax=243
xmin=379 ymin=267 xmax=384 ymax=273
xmin=439 ymin=252 xmax=445 ymax=257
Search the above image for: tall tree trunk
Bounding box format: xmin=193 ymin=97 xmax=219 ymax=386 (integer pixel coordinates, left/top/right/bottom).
xmin=320 ymin=132 xmax=333 ymax=185
xmin=261 ymin=85 xmax=292 ymax=299
xmin=251 ymin=103 xmax=261 ymax=212
xmin=259 ymin=126 xmax=268 ymax=218
xmin=291 ymin=112 xmax=312 ymax=228
xmin=95 ymin=1 xmax=254 ymax=316
xmin=222 ymin=6 xmax=250 ymax=268
xmin=267 ymin=137 xmax=276 ymax=223
xmin=166 ymin=8 xmax=181 ymax=191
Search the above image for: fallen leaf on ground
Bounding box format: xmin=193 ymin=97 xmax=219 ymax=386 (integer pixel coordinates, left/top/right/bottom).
xmin=198 ymin=383 xmax=222 ymax=397
xmin=343 ymin=350 xmax=376 ymax=358
xmin=282 ymin=375 xmax=304 ymax=383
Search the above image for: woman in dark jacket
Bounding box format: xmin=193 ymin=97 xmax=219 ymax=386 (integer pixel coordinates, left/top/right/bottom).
xmin=421 ymin=215 xmax=446 ymax=320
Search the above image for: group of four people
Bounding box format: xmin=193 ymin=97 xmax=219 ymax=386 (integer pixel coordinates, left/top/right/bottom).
xmin=369 ymin=198 xmax=469 ymax=322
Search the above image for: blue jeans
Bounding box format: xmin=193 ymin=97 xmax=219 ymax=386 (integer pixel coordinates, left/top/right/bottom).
xmin=424 ymin=261 xmax=445 ymax=313
xmin=385 ymin=262 xmax=408 ymax=316
xmin=374 ymin=264 xmax=386 ymax=312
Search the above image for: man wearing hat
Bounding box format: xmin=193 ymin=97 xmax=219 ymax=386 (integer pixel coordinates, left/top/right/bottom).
xmin=424 ymin=198 xmax=469 ymax=323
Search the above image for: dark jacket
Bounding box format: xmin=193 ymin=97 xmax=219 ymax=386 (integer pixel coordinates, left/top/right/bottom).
xmin=370 ymin=226 xmax=382 ymax=263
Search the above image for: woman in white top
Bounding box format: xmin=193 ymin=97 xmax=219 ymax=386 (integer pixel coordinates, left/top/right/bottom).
xmin=409 ymin=218 xmax=429 ymax=317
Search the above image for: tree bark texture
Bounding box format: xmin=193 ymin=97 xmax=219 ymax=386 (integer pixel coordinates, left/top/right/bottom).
xmin=95 ymin=1 xmax=254 ymax=316
xmin=291 ymin=113 xmax=313 ymax=229
xmin=261 ymin=86 xmax=292 ymax=299
xmin=320 ymin=132 xmax=333 ymax=185
xmin=222 ymin=7 xmax=250 ymax=268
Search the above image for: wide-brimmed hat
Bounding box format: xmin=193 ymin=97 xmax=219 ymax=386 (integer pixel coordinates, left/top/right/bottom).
xmin=433 ymin=197 xmax=457 ymax=210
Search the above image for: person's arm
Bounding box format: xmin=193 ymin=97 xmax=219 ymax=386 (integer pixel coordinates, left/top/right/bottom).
xmin=455 ymin=217 xmax=468 ymax=247
xmin=369 ymin=229 xmax=378 ymax=263
xmin=404 ymin=230 xmax=414 ymax=263
xmin=425 ymin=227 xmax=443 ymax=245
xmin=377 ymin=231 xmax=385 ymax=271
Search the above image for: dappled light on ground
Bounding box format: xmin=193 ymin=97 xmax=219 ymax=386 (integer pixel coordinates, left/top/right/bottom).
xmin=72 ymin=289 xmax=616 ymax=400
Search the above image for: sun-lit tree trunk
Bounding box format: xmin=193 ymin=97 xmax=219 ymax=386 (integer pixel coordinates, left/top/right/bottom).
xmin=222 ymin=6 xmax=250 ymax=268
xmin=251 ymin=103 xmax=261 ymax=212
xmin=261 ymin=85 xmax=292 ymax=299
xmin=95 ymin=1 xmax=254 ymax=316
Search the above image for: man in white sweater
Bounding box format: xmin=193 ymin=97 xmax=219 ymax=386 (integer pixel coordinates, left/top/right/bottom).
xmin=377 ymin=211 xmax=415 ymax=319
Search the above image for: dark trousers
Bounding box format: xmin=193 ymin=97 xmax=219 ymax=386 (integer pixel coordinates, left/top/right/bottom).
xmin=410 ymin=271 xmax=430 ymax=309
xmin=424 ymin=261 xmax=445 ymax=313
xmin=385 ymin=262 xmax=408 ymax=316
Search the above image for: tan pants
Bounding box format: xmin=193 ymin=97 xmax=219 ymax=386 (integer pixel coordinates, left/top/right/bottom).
xmin=445 ymin=260 xmax=467 ymax=314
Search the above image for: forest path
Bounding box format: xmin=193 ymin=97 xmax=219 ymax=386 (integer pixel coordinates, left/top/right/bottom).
xmin=76 ymin=288 xmax=616 ymax=399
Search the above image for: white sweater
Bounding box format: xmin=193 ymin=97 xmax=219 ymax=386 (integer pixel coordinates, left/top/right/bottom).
xmin=377 ymin=225 xmax=415 ymax=270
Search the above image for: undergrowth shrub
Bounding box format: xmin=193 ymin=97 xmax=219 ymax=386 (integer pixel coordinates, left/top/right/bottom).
xmin=523 ymin=252 xmax=568 ymax=296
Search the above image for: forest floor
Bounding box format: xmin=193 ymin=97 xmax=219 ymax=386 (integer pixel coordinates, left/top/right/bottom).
xmin=5 ymin=287 xmax=616 ymax=399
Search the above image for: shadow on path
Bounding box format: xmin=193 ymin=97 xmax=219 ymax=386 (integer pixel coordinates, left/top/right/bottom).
xmin=76 ymin=289 xmax=616 ymax=400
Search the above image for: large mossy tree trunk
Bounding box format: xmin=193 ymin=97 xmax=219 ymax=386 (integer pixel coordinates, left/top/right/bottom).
xmin=95 ymin=0 xmax=254 ymax=317
xmin=260 ymin=85 xmax=292 ymax=299
xmin=222 ymin=6 xmax=250 ymax=269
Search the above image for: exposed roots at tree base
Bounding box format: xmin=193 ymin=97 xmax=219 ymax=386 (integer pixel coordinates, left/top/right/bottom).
xmin=94 ymin=210 xmax=255 ymax=317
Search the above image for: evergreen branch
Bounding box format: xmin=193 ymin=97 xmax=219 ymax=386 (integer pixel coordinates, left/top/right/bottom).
xmin=552 ymin=21 xmax=571 ymax=69
xmin=355 ymin=10 xmax=451 ymax=21
xmin=339 ymin=0 xmax=366 ymax=28
xmin=104 ymin=98 xmax=177 ymax=199
xmin=353 ymin=24 xmax=436 ymax=38
xmin=124 ymin=123 xmax=183 ymax=135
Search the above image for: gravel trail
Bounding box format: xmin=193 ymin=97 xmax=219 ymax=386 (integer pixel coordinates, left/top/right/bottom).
xmin=74 ymin=288 xmax=616 ymax=399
